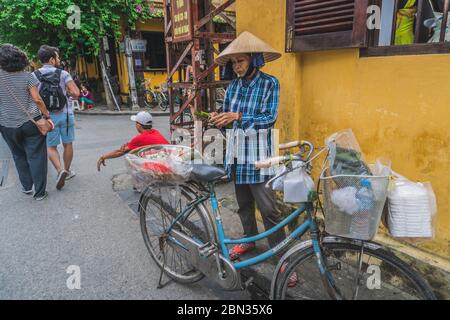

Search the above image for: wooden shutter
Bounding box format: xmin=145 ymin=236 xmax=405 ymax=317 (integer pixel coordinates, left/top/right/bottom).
xmin=286 ymin=0 xmax=370 ymax=52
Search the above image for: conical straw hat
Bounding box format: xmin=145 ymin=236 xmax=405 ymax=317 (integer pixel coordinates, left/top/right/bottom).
xmin=215 ymin=31 xmax=281 ymax=66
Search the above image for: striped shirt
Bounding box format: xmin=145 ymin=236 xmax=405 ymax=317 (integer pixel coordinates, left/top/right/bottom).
xmin=0 ymin=69 xmax=41 ymax=128
xmin=223 ymin=71 xmax=280 ymax=185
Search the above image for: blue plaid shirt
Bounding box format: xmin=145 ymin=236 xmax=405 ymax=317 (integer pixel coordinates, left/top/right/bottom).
xmin=223 ymin=71 xmax=280 ymax=185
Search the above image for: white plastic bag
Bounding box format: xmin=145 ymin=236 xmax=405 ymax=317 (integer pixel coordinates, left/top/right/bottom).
xmin=271 ymin=165 xmax=287 ymax=191
xmin=283 ymin=166 xmax=315 ymax=203
xmin=331 ymin=186 xmax=359 ymax=215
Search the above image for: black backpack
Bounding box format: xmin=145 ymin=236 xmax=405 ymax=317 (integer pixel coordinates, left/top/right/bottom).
xmin=34 ymin=69 xmax=67 ymax=112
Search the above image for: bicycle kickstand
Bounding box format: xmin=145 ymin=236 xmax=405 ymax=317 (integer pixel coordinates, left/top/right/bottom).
xmin=157 ymin=235 xmax=173 ymax=289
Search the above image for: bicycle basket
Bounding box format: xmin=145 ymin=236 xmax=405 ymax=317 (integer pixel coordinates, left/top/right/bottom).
xmin=125 ymin=145 xmax=198 ymax=187
xmin=320 ymin=170 xmax=389 ymax=241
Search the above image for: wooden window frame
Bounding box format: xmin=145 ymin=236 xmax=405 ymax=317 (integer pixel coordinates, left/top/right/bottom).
xmin=286 ymin=0 xmax=450 ymax=56
xmin=286 ymin=0 xmax=370 ymax=52
xmin=362 ymin=0 xmax=450 ymax=57
xmin=361 ymin=41 xmax=450 ymax=56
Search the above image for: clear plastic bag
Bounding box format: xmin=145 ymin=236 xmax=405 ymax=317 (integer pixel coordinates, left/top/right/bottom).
xmin=326 ymin=129 xmax=372 ymax=177
xmin=369 ymin=158 xmax=393 ymax=202
xmin=387 ymin=173 xmax=437 ymax=239
xmin=125 ymin=145 xmax=196 ymax=189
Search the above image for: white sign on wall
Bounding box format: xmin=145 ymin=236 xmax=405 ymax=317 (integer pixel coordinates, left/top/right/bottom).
xmin=130 ymin=39 xmax=147 ymax=53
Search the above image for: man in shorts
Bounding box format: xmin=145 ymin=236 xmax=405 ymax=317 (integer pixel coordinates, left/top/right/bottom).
xmin=35 ymin=45 xmax=80 ymax=190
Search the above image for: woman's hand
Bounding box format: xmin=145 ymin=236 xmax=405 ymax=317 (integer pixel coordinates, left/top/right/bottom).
xmin=210 ymin=112 xmax=239 ymax=128
xmin=47 ymin=119 xmax=55 ymax=131
xmin=30 ymin=86 xmax=50 ymax=118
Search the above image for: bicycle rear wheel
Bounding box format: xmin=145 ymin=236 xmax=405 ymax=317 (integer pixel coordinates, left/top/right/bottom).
xmin=139 ymin=183 xmax=214 ymax=284
xmin=274 ymin=241 xmax=436 ymax=300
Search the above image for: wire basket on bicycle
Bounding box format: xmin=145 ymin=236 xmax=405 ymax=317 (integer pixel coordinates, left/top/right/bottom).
xmin=320 ymin=129 xmax=390 ymax=240
xmin=320 ymin=170 xmax=389 ymax=241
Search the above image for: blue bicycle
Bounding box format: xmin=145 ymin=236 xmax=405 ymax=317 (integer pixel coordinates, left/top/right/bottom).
xmin=138 ymin=141 xmax=436 ymax=300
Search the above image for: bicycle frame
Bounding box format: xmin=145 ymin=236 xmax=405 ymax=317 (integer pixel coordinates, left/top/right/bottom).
xmin=164 ymin=182 xmax=339 ymax=295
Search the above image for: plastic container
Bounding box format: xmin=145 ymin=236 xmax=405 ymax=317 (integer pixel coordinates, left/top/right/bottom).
xmin=387 ymin=176 xmax=436 ymax=239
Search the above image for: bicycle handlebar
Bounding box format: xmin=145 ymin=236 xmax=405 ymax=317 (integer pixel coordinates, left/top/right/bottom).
xmin=255 ymin=156 xmax=291 ymax=169
xmin=256 ymin=140 xmax=315 ymax=170
xmin=279 ymin=141 xmax=301 ymax=150
xmin=299 ymin=140 xmax=315 ymax=161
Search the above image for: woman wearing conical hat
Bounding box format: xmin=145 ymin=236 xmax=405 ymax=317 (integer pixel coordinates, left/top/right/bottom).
xmin=210 ymin=32 xmax=293 ymax=271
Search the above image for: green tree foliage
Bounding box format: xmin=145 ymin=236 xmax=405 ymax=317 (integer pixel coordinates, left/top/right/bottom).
xmin=0 ymin=0 xmax=156 ymax=59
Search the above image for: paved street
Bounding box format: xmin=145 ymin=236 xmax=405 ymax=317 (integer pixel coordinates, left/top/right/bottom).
xmin=0 ymin=114 xmax=249 ymax=300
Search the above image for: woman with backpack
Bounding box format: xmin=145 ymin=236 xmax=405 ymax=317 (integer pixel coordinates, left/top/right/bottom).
xmin=0 ymin=44 xmax=52 ymax=201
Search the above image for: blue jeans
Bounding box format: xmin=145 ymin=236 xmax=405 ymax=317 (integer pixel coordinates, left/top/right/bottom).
xmin=0 ymin=120 xmax=48 ymax=197
xmin=47 ymin=113 xmax=75 ymax=147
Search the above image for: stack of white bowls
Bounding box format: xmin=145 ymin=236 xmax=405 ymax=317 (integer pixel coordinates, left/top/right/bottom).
xmin=388 ymin=180 xmax=433 ymax=238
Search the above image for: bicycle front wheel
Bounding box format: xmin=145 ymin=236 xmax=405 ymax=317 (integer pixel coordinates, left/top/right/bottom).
xmin=139 ymin=183 xmax=215 ymax=284
xmin=157 ymin=92 xmax=169 ymax=111
xmin=143 ymin=94 xmax=152 ymax=108
xmin=274 ymin=241 xmax=436 ymax=300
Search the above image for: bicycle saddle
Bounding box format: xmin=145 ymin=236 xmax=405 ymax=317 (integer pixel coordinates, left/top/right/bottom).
xmin=154 ymin=86 xmax=160 ymax=90
xmin=190 ymin=164 xmax=227 ymax=183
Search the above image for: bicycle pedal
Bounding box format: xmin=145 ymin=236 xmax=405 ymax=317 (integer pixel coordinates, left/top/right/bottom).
xmin=199 ymin=248 xmax=217 ymax=258
xmin=199 ymin=242 xmax=211 ymax=251
xmin=198 ymin=244 xmax=217 ymax=258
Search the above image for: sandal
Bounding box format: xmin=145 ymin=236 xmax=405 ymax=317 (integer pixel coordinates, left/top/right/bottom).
xmin=229 ymin=242 xmax=256 ymax=261
xmin=280 ymin=262 xmax=298 ymax=288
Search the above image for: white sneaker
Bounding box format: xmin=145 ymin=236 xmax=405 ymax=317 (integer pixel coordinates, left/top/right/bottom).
xmin=56 ymin=170 xmax=68 ymax=190
xmin=34 ymin=191 xmax=49 ymax=201
xmin=66 ymin=170 xmax=76 ymax=181
xmin=21 ymin=188 xmax=34 ymax=195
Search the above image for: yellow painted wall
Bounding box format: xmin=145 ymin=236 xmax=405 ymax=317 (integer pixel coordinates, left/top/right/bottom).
xmin=136 ymin=19 xmax=164 ymax=32
xmin=236 ymin=0 xmax=449 ymax=258
xmin=76 ymin=55 xmax=100 ymax=79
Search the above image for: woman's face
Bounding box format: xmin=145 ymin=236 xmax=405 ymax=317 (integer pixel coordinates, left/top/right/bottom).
xmin=230 ymin=54 xmax=251 ymax=78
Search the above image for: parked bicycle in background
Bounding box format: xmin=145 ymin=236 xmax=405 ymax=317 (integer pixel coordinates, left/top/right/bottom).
xmin=140 ymin=78 xmax=168 ymax=112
